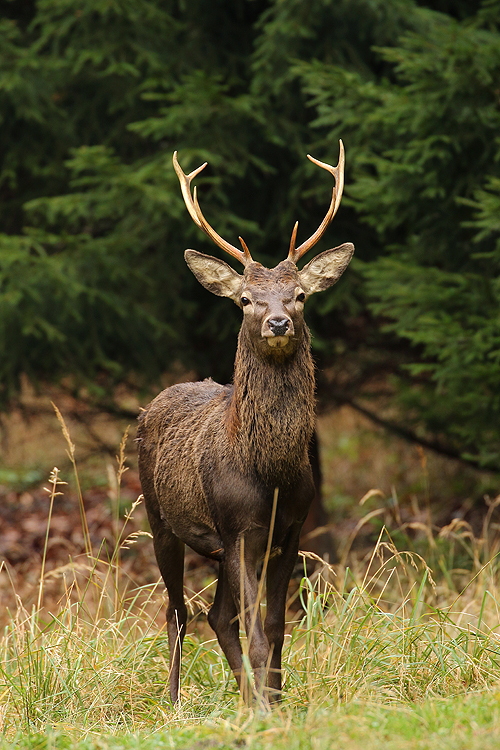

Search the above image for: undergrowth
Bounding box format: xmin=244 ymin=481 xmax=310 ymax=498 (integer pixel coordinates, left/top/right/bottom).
xmin=1 ymin=410 xmax=500 ymax=745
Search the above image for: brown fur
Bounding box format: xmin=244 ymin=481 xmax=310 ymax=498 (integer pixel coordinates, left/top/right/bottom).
xmin=138 ymin=248 xmax=353 ymax=706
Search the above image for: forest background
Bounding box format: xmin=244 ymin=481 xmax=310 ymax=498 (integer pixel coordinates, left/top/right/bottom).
xmin=2 ymin=0 xmax=500 ymax=477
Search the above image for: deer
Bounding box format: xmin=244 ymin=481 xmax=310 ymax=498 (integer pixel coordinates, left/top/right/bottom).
xmin=137 ymin=142 xmax=354 ymax=706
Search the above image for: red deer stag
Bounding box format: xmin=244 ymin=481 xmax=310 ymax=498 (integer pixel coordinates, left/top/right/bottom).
xmin=137 ymin=143 xmax=354 ymax=705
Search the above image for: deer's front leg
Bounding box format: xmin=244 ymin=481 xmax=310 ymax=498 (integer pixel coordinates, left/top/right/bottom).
xmin=224 ymin=530 xmax=271 ymax=702
xmin=208 ymin=563 xmax=244 ymax=690
xmin=264 ymin=522 xmax=302 ymax=702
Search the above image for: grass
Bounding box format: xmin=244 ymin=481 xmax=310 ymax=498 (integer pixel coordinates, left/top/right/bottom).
xmin=2 ymin=414 xmax=500 ymax=748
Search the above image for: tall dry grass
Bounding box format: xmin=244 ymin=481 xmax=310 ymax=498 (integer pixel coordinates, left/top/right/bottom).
xmin=1 ymin=411 xmax=500 ymax=737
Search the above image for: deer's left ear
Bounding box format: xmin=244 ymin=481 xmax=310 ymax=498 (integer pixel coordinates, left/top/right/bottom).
xmin=298 ymin=243 xmax=354 ymax=296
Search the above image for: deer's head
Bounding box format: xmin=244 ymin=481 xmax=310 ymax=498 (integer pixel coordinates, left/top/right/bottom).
xmin=173 ymin=145 xmax=354 ymax=359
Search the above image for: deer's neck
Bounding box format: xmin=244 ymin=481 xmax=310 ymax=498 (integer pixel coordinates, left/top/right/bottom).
xmin=227 ymin=327 xmax=316 ymax=483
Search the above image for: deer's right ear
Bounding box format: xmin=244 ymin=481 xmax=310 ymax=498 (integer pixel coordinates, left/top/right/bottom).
xmin=184 ymin=249 xmax=243 ymax=302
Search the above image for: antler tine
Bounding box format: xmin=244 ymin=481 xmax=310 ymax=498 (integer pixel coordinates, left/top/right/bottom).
xmin=173 ymin=151 xmax=251 ymax=266
xmin=288 ymin=221 xmax=299 ymax=258
xmin=287 ymin=140 xmax=345 ymax=264
xmin=172 ymin=151 xmax=207 ymax=229
xmin=238 ymin=236 xmax=252 ymax=263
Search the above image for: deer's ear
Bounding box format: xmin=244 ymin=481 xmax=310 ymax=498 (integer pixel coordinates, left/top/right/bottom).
xmin=185 ymin=249 xmax=243 ymax=302
xmin=298 ymin=243 xmax=354 ymax=296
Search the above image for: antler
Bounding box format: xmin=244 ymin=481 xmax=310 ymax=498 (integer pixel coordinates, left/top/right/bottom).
xmin=287 ymin=140 xmax=345 ymax=264
xmin=173 ymin=151 xmax=252 ymax=267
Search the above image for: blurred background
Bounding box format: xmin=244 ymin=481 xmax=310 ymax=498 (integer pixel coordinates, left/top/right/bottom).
xmin=1 ymin=0 xmax=500 ymax=611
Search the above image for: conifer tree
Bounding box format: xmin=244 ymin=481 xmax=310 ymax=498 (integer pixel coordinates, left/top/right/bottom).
xmin=1 ymin=0 xmax=499 ymax=470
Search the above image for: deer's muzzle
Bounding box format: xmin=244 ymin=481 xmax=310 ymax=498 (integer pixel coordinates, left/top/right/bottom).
xmin=261 ymin=315 xmax=294 ymax=349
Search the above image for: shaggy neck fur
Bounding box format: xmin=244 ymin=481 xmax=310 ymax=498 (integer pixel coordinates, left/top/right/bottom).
xmin=227 ymin=323 xmax=316 ymax=485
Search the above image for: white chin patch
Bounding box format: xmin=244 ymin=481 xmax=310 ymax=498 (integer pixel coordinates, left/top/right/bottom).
xmin=266 ymin=336 xmax=289 ymax=349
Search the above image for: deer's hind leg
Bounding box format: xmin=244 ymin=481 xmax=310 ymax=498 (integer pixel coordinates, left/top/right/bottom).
xmin=145 ymin=498 xmax=187 ymax=705
xmin=161 ymin=532 xmax=187 ymax=705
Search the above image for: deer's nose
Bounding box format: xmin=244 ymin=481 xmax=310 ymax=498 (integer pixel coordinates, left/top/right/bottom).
xmin=268 ymin=317 xmax=290 ymax=336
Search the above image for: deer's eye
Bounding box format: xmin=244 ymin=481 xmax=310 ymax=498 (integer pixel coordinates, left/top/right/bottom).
xmin=241 ymin=296 xmax=251 ymax=307
xmin=296 ymin=292 xmax=306 ymax=303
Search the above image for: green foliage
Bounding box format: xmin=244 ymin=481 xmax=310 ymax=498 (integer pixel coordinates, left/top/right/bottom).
xmin=294 ymin=1 xmax=500 ymax=467
xmin=1 ymin=0 xmax=499 ymax=469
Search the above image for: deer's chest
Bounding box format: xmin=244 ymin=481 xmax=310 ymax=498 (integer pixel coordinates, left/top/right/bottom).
xmin=197 ymin=451 xmax=315 ymax=549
